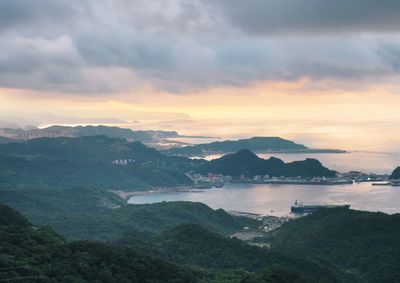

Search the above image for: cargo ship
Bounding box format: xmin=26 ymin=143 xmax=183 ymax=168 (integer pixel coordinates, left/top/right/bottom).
xmin=291 ymin=200 xmax=350 ymax=214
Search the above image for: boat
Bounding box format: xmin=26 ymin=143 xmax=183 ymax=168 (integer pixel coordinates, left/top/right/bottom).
xmin=290 ymin=200 xmax=350 ymax=214
xmin=372 ymin=182 xmax=390 ymax=186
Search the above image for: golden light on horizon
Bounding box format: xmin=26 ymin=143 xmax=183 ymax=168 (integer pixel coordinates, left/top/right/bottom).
xmin=1 ymin=81 xmax=400 ymax=152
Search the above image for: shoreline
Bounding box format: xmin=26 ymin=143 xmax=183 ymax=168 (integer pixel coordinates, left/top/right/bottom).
xmin=111 ymin=177 xmax=389 ymax=203
xmin=110 ymin=179 xmax=357 ymax=202
xmin=110 ymin=186 xmax=201 ymax=201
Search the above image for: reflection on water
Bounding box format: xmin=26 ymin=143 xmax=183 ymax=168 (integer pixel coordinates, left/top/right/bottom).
xmin=128 ymin=182 xmax=400 ymax=216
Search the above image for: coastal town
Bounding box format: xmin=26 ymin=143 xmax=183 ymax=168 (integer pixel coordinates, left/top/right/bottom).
xmin=187 ymin=171 xmax=391 ymax=188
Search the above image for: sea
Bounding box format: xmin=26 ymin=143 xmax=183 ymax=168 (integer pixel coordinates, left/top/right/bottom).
xmin=128 ymin=151 xmax=400 ymax=216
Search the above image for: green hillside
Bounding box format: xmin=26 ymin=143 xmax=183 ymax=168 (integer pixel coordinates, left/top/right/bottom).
xmin=197 ymin=149 xmax=337 ymax=178
xmin=0 ymin=135 xmax=163 ymax=162
xmin=0 ymin=136 xmax=203 ymax=190
xmin=0 ymin=187 xmax=258 ymax=241
xmin=119 ymin=223 xmax=337 ymax=282
xmin=1 ymin=193 xmax=399 ymax=282
xmin=0 ymin=204 xmax=196 ymax=282
xmin=269 ymin=208 xmax=400 ymax=283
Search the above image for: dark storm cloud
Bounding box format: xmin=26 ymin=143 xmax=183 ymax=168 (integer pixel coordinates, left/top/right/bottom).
xmin=74 ymin=32 xmax=175 ymax=70
xmin=1 ymin=0 xmax=400 ymax=94
xmin=0 ymin=0 xmax=75 ymax=33
xmin=214 ymin=0 xmax=400 ymax=34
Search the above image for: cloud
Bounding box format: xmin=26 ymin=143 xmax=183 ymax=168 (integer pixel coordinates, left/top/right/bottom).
xmin=0 ymin=0 xmax=400 ymax=94
xmin=214 ymin=0 xmax=400 ymax=35
xmin=0 ymin=0 xmax=76 ymax=33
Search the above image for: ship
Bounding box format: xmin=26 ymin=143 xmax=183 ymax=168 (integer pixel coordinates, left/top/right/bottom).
xmin=291 ymin=200 xmax=350 ymax=214
xmin=372 ymin=182 xmax=390 ymax=186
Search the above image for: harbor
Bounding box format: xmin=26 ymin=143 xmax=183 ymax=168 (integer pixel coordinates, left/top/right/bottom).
xmin=128 ymin=181 xmax=400 ymax=216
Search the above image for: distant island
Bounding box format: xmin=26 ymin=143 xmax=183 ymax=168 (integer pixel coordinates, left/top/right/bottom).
xmin=163 ymin=136 xmax=346 ymax=157
xmin=196 ymin=149 xmax=337 ymax=178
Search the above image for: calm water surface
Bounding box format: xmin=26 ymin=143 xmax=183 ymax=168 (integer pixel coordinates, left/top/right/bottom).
xmin=128 ymin=182 xmax=400 ymax=216
xmin=129 ymin=151 xmax=400 ymax=215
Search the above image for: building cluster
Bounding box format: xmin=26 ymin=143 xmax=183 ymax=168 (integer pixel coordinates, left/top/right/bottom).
xmin=234 ymin=175 xmax=353 ymax=185
xmin=187 ymin=172 xmax=231 ymax=184
xmin=111 ymin=159 xmax=135 ymax=165
xmin=338 ymin=171 xmax=389 ymax=182
xmin=260 ymin=216 xmax=290 ymax=232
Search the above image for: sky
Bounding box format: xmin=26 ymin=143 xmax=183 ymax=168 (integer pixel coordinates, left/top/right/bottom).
xmin=1 ymin=0 xmax=400 ymax=151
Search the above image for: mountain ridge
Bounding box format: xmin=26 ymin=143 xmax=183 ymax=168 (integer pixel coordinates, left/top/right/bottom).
xmin=197 ymin=149 xmax=337 ymax=178
xmin=0 ymin=125 xmax=180 ymax=144
xmin=164 ymin=136 xmax=345 ymax=157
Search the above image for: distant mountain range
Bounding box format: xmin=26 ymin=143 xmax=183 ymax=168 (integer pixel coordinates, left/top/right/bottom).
xmin=197 ymin=149 xmax=337 ymax=178
xmin=0 ymin=125 xmax=180 ymax=144
xmin=163 ymin=136 xmax=346 ymax=157
xmin=0 ymin=126 xmax=346 ymax=156
xmin=0 ymin=136 xmax=336 ymax=191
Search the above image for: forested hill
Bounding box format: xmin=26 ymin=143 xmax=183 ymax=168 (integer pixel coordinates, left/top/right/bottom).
xmin=0 ymin=187 xmax=259 ymax=241
xmin=197 ymin=149 xmax=337 ymax=178
xmin=0 ymin=135 xmax=163 ymax=162
xmin=0 ymin=136 xmax=203 ymax=190
xmin=163 ymin=136 xmax=345 ymax=157
xmin=0 ymin=204 xmax=196 ymax=282
xmin=0 ymin=203 xmax=326 ymax=282
xmin=1 ymin=196 xmax=400 ymax=282
xmin=269 ymin=208 xmax=400 ymax=283
xmin=164 ymin=136 xmax=307 ymax=156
